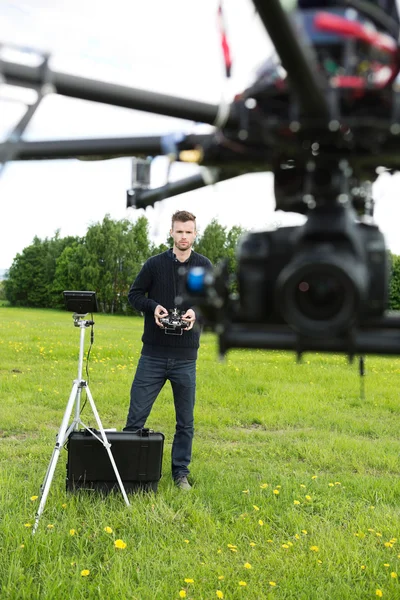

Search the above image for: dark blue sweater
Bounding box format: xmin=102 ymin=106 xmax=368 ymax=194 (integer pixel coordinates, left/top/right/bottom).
xmin=128 ymin=249 xmax=212 ymax=359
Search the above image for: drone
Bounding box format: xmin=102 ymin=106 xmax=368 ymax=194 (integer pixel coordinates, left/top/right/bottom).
xmin=2 ymin=0 xmax=400 ymax=358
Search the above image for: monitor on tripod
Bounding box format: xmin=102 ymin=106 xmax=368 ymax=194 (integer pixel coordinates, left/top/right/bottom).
xmin=63 ymin=290 xmax=98 ymax=314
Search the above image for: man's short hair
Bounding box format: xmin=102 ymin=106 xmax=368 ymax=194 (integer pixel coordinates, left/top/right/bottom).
xmin=171 ymin=210 xmax=196 ymax=229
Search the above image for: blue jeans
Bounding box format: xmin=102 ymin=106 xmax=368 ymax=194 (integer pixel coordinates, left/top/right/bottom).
xmin=125 ymin=355 xmax=196 ymax=480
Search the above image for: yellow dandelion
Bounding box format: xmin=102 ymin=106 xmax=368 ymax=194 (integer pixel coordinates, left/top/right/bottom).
xmin=269 ymin=581 xmax=277 ymax=586
xmin=258 ymin=520 xmax=264 ymax=526
xmin=47 ymin=524 xmax=54 ymax=529
xmin=311 ymin=475 xmax=318 ymax=479
xmin=114 ymin=539 xmax=127 ymax=550
xmin=184 ymin=578 xmax=194 ymax=584
xmin=253 ymin=505 xmax=260 ymax=511
xmin=302 ymin=530 xmax=308 ymax=535
xmin=80 ymin=570 xmax=90 ymax=577
xmin=104 ymin=526 xmax=113 ymax=534
xmin=216 ymin=591 xmax=224 ymax=599
xmin=361 ymin=565 xmax=366 ymax=570
xmin=24 ymin=523 xmax=32 ymax=528
xmin=384 ymin=563 xmax=390 ymax=568
xmin=300 ymin=484 xmax=306 ymax=488
xmin=239 ymin=581 xmax=247 ymax=586
xmin=305 ymin=495 xmax=312 ymax=501
xmin=376 ymin=590 xmax=383 ymax=597
xmin=230 ymin=548 xmax=238 ymax=552
xmin=273 ymin=489 xmax=280 ymax=495
xmin=227 ymin=544 xmax=237 ymax=549
xmin=69 ymin=529 xmax=76 ymax=536
xmin=217 ymin=549 xmax=222 ymax=554
xmin=260 ymin=483 xmax=268 ymax=489
xmin=376 ymin=532 xmax=383 ymax=537
xmin=310 ymin=546 xmax=319 ymax=552
xmin=242 ymin=489 xmax=249 ymax=494
xmin=391 ymin=572 xmax=398 ymax=579
xmin=30 ymin=496 xmax=38 ymax=501
xmin=317 ymin=560 xmax=322 ymax=564
xmin=385 ymin=542 xmax=393 ymax=548
xmin=62 ymin=503 xmax=67 ymax=509
xmin=294 ymin=534 xmax=300 ymax=540
xmin=328 ymin=483 xmax=334 ymax=487
xmin=276 ymin=485 xmax=281 ymax=488
xmin=244 ymin=562 xmax=252 ymax=569
xmin=282 ymin=544 xmax=289 ymax=549
xmin=184 ymin=539 xmax=190 ymax=544
xmin=179 ymin=592 xmax=187 ymax=599
xmin=335 ymin=482 xmax=341 ymax=485
xmin=20 ymin=544 xmax=25 ymax=548
xmin=250 ymin=542 xmax=256 ymax=547
xmin=294 ymin=500 xmax=300 ymax=505
xmin=218 ymin=576 xmax=224 ymax=580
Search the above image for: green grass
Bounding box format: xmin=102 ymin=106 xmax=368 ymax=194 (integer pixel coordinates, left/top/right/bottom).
xmin=1 ymin=306 xmax=400 ymax=599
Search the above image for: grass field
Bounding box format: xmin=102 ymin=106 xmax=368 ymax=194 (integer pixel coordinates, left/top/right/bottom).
xmin=1 ymin=305 xmax=400 ymax=599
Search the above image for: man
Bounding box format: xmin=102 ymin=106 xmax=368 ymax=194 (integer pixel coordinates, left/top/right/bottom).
xmin=124 ymin=210 xmax=212 ymax=490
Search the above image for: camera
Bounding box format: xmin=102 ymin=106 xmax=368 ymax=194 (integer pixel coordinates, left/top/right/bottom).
xmin=160 ymin=308 xmax=189 ymax=335
xmin=184 ymin=189 xmax=399 ymax=358
xmin=236 ymin=203 xmax=389 ymax=338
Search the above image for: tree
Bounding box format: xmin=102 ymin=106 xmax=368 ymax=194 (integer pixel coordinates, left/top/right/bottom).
xmin=389 ymin=253 xmax=400 ymax=310
xmin=80 ymin=215 xmax=153 ymax=313
xmin=0 ymin=279 xmax=6 ymax=302
xmin=195 ymin=219 xmax=228 ymax=265
xmin=50 ymin=241 xmax=87 ymax=308
xmin=5 ymin=232 xmax=81 ymax=308
xmin=5 ymin=237 xmax=49 ymax=307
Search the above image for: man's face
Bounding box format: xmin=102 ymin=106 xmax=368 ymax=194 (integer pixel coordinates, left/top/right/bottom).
xmin=170 ymin=220 xmax=196 ymax=252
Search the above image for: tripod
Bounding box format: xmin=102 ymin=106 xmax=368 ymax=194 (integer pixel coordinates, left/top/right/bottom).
xmin=33 ymin=313 xmax=130 ymax=534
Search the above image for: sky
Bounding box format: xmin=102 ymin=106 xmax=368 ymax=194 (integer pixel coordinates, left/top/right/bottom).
xmin=1 ymin=0 xmax=400 ymax=270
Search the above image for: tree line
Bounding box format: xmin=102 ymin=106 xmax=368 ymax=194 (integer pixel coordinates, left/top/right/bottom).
xmin=3 ymin=216 xmax=243 ymax=313
xmin=3 ymin=214 xmax=400 ymax=313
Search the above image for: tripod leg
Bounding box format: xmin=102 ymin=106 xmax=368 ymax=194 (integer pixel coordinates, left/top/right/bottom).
xmin=85 ymin=386 xmax=131 ymax=507
xmin=32 ymin=381 xmax=80 ymax=535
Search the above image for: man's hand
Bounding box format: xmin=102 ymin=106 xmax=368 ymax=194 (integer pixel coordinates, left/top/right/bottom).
xmin=154 ymin=304 xmax=168 ymax=327
xmin=182 ymin=308 xmax=196 ymax=331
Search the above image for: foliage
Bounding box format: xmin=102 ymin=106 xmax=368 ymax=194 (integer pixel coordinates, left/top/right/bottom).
xmin=0 ymin=279 xmax=6 ymax=301
xmin=5 ymin=216 xmax=244 ymax=314
xmin=1 ymin=306 xmax=400 ymax=599
xmin=4 ymin=233 xmax=80 ymax=308
xmin=195 ymin=219 xmax=245 ymax=276
xmin=389 ymin=252 xmax=400 ymax=310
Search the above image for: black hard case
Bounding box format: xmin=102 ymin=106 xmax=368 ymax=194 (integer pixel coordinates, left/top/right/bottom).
xmin=66 ymin=429 xmax=165 ymax=493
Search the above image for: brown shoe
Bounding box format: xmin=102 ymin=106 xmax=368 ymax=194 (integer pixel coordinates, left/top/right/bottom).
xmin=175 ymin=476 xmax=192 ymax=490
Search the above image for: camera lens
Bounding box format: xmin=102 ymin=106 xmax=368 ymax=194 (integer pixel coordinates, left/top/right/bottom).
xmin=276 ymin=256 xmax=367 ymax=337
xmin=295 ymin=272 xmax=346 ymax=321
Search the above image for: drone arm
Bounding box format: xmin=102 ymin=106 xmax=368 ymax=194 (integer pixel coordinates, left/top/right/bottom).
xmin=251 ymin=0 xmax=329 ymax=119
xmin=127 ymin=168 xmax=241 ymax=209
xmin=10 ymin=134 xmax=213 ymax=161
xmin=2 ymin=59 xmax=237 ymax=127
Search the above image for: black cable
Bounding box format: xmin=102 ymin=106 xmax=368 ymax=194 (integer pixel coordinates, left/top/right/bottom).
xmin=80 ymin=315 xmax=95 ymax=415
xmin=359 ymin=355 xmax=365 ymax=400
